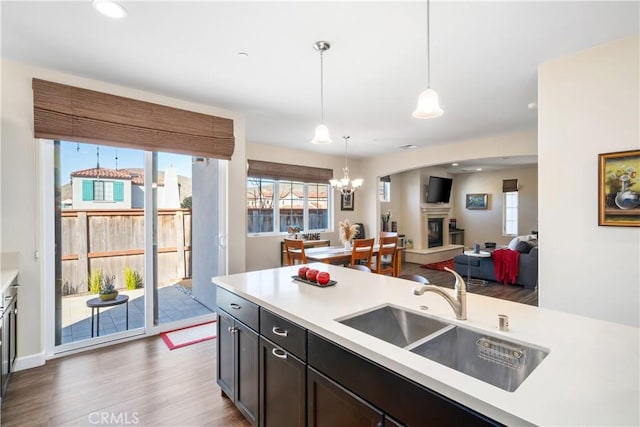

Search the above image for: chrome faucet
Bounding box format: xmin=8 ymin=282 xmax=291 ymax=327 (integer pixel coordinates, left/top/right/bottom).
xmin=412 ymin=267 xmax=467 ymax=320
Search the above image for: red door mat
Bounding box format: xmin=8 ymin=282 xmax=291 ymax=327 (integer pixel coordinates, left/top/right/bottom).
xmin=161 ymin=321 xmax=216 ymax=350
xmin=420 ymin=259 xmax=455 ymax=271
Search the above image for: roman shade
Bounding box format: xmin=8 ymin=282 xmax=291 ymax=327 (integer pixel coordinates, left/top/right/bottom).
xmin=502 ymin=179 xmax=518 ymax=192
xmin=32 ymin=78 xmax=234 ymax=160
xmin=247 ymin=160 xmax=333 ymax=184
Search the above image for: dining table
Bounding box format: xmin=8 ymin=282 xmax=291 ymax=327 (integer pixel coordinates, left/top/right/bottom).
xmin=303 ymin=244 xmax=404 ymax=276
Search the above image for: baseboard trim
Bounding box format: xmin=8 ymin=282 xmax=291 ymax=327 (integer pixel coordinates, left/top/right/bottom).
xmin=14 ymin=351 xmax=46 ymax=371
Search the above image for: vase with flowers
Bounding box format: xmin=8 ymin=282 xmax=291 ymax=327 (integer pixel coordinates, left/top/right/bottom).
xmin=339 ymin=219 xmax=358 ymax=250
xmin=381 ymin=210 xmax=391 ymax=232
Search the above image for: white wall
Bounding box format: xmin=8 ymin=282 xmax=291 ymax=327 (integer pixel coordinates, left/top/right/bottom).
xmin=451 ymin=166 xmax=538 ymax=247
xmin=0 ymin=59 xmax=246 ymax=366
xmin=538 ymin=35 xmax=640 ymax=327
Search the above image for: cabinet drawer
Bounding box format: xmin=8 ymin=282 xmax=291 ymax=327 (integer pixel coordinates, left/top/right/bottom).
xmin=217 ymin=287 xmax=259 ymax=331
xmin=260 ymin=308 xmax=306 ymax=361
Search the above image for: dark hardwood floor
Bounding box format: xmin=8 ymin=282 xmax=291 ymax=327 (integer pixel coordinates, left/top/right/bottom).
xmin=1 ymin=262 xmax=536 ymax=427
xmin=1 ymin=337 xmax=250 ymax=427
xmin=399 ymin=262 xmax=538 ymax=306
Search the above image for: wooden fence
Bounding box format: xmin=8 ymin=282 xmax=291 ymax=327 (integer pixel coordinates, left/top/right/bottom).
xmin=61 ymin=209 xmax=192 ymax=294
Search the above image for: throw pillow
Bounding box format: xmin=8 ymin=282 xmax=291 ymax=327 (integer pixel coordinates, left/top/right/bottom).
xmin=507 ymin=237 xmax=520 ymax=250
xmin=515 ymin=240 xmax=531 ymax=254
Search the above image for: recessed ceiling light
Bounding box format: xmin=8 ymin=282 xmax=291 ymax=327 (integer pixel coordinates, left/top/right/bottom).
xmin=237 ymin=52 xmax=249 ymax=58
xmin=93 ymin=0 xmax=127 ymax=19
xmin=398 ymin=144 xmax=417 ymax=150
xmin=451 ymin=163 xmax=459 ymax=166
xmin=476 ymin=168 xmax=483 ymax=171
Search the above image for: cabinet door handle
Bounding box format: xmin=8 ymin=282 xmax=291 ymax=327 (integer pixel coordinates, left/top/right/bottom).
xmin=229 ymin=303 xmax=241 ymax=310
xmin=272 ymin=326 xmax=288 ymax=337
xmin=271 ymin=348 xmax=287 ymax=359
xmin=228 ymin=326 xmax=237 ymax=333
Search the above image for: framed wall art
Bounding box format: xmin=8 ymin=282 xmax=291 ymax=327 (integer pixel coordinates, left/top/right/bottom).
xmin=598 ymin=149 xmax=640 ymax=227
xmin=340 ymin=192 xmax=354 ymax=211
xmin=466 ymin=193 xmax=488 ymax=210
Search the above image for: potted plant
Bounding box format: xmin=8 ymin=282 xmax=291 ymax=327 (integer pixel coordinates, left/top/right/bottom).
xmin=99 ymin=274 xmax=118 ymax=301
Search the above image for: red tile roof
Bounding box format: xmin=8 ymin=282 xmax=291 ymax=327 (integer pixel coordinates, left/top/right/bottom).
xmin=70 ymin=168 xmax=163 ymax=185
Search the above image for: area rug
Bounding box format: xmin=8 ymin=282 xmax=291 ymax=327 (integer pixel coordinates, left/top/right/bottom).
xmin=420 ymin=259 xmax=455 ymax=271
xmin=161 ymin=321 xmax=216 ymax=350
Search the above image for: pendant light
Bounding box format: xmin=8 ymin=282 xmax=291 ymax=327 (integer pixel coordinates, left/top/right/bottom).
xmin=413 ymin=0 xmax=443 ymax=119
xmin=330 ymin=136 xmax=363 ymax=195
xmin=311 ymin=41 xmax=332 ymax=144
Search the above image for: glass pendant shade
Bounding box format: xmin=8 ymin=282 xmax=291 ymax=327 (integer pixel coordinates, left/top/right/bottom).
xmin=412 ymin=88 xmax=443 ymax=118
xmin=311 ymin=124 xmax=332 ymax=145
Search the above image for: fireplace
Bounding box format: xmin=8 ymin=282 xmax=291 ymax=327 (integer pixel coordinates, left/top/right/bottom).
xmin=428 ymin=218 xmax=443 ymax=248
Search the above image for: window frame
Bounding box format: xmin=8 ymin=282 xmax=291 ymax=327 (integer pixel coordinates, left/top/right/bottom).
xmin=247 ymin=177 xmax=332 ymax=236
xmin=379 ymin=180 xmax=391 ymax=202
xmin=503 ymin=191 xmax=519 ymax=236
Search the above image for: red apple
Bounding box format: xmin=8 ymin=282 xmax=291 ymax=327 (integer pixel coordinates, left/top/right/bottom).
xmin=317 ymin=271 xmax=331 ymax=285
xmin=306 ymin=268 xmax=319 ymax=282
xmin=298 ymin=266 xmax=310 ymax=279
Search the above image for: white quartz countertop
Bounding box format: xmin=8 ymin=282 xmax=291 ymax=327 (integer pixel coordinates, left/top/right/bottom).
xmin=0 ymin=269 xmax=18 ymax=294
xmin=212 ymin=264 xmax=639 ymax=426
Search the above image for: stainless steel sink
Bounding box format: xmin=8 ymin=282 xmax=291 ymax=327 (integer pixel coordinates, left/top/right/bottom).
xmin=338 ymin=305 xmax=449 ymax=347
xmin=337 ymin=304 xmax=549 ymax=392
xmin=410 ymin=325 xmax=549 ymax=392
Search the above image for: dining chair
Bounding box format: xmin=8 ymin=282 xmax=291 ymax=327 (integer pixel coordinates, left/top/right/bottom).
xmin=350 ymin=238 xmax=375 ymax=270
xmin=379 ymin=231 xmax=398 ymax=238
xmin=398 ymin=273 xmax=430 ymax=284
xmin=348 ymin=264 xmax=371 ymax=273
xmin=373 ymin=235 xmax=398 ymax=276
xmin=283 ymin=239 xmax=307 ymax=265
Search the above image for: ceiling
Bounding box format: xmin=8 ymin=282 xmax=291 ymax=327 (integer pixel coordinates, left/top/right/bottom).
xmin=1 ymin=1 xmax=638 ymax=159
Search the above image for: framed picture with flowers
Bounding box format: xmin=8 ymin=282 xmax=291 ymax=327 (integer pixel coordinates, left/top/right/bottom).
xmin=598 ymin=149 xmax=640 ymax=227
xmin=340 ymin=192 xmax=354 ymax=211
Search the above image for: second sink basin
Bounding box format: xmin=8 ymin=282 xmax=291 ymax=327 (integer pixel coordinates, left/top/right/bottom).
xmin=410 ymin=325 xmax=549 ymax=392
xmin=338 ymin=304 xmax=448 ymax=347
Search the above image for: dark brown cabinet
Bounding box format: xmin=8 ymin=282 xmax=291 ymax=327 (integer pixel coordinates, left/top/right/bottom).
xmin=1 ymin=281 xmax=18 ymax=401
xmin=259 ymin=337 xmax=306 ymax=427
xmin=217 ymin=288 xmax=260 ymax=424
xmin=308 ymin=367 xmax=384 ymax=427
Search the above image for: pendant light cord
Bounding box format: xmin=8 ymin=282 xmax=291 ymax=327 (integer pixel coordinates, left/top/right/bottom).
xmin=427 ymin=0 xmax=431 ymax=89
xmin=320 ymin=49 xmax=325 ymax=124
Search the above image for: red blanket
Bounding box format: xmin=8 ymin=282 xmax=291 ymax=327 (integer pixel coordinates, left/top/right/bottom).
xmin=493 ymin=249 xmax=520 ymax=285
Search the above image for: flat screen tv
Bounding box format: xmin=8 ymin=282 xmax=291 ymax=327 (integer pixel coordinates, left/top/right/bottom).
xmin=425 ymin=176 xmax=453 ymax=203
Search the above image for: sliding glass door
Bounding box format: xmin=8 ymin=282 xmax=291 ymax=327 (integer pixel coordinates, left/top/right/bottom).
xmin=51 ymin=141 xmax=223 ymax=353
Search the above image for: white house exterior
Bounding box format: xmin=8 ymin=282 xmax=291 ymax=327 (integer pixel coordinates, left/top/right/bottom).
xmin=70 ymin=167 xmax=180 ymax=209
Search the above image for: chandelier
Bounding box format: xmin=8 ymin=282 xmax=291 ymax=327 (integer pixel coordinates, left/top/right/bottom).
xmin=311 ymin=41 xmax=332 ymax=144
xmin=413 ymin=0 xmax=443 ymax=118
xmin=330 ymin=136 xmax=363 ymax=195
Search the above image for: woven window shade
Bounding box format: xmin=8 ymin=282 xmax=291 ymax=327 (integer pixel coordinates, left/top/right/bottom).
xmin=380 ymin=175 xmax=391 ymax=183
xmin=503 ymin=179 xmax=518 ymax=192
xmin=247 ymin=160 xmax=333 ymax=184
xmin=32 ymin=79 xmax=234 ymax=160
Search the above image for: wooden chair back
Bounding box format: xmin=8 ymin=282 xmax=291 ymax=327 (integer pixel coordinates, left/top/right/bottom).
xmin=350 ymin=238 xmax=375 ymax=269
xmin=398 ymin=273 xmax=430 ymax=284
xmin=374 ymin=236 xmax=398 ymax=276
xmin=379 ymin=231 xmax=398 ymax=238
xmin=348 ymin=264 xmax=371 ymax=273
xmin=284 ymin=239 xmax=307 ymax=265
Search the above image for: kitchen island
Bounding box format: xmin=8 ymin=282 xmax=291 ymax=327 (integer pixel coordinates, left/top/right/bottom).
xmin=212 ymin=263 xmax=639 ymax=426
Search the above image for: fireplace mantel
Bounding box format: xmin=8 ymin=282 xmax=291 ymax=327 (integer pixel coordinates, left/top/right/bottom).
xmin=421 ymin=204 xmax=452 ymax=217
xmin=420 ymin=204 xmax=453 ymax=249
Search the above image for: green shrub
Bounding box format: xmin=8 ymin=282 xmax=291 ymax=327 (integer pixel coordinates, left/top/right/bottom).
xmin=89 ymin=268 xmax=103 ymax=294
xmin=124 ymin=267 xmax=143 ymax=290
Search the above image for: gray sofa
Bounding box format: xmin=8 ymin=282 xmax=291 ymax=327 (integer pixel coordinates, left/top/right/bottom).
xmin=453 ymin=247 xmax=538 ymax=289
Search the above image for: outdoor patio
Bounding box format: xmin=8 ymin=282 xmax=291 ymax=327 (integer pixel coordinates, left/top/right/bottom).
xmin=61 ymin=284 xmax=213 ymax=343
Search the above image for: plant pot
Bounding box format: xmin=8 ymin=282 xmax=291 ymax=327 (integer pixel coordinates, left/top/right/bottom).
xmin=99 ymin=291 xmax=118 ymax=301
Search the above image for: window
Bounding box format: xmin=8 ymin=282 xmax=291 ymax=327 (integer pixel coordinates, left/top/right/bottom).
xmin=247 ymin=178 xmax=330 ymax=234
xmin=379 ymin=181 xmax=390 ymax=202
xmin=94 ymin=180 xmax=113 ymax=201
xmin=503 ymin=192 xmax=518 ymax=236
